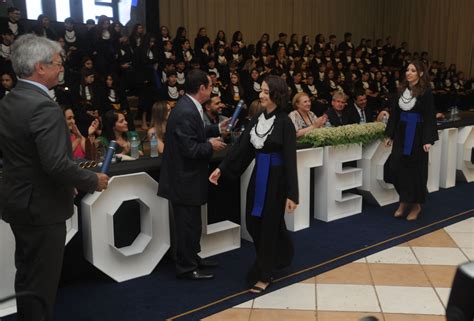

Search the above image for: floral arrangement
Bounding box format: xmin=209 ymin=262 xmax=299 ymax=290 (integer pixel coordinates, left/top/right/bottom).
xmin=299 ymin=122 xmax=386 ymax=147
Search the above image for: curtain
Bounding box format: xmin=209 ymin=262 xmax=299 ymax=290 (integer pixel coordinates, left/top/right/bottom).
xmin=378 ymin=0 xmax=474 ymax=78
xmin=160 ymin=0 xmax=474 ymax=77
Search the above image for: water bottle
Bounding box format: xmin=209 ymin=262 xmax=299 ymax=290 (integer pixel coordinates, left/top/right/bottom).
xmin=130 ymin=135 xmax=139 ymax=159
xmin=150 ymin=133 xmax=158 ymax=158
xmin=453 ymin=106 xmax=460 ymax=121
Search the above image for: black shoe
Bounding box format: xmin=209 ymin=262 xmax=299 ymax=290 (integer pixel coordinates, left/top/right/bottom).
xmin=198 ymin=259 xmax=219 ymax=268
xmin=177 ymin=269 xmax=214 ymax=280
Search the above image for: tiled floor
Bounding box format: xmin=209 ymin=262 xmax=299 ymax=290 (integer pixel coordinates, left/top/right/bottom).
xmin=202 ymin=217 xmax=473 ymax=321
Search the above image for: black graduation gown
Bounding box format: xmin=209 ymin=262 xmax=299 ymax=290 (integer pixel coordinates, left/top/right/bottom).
xmin=385 ymin=89 xmax=438 ymax=203
xmin=218 ymin=108 xmax=298 ymax=283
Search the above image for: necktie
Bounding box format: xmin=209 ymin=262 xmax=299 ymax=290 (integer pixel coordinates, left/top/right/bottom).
xmin=360 ymin=110 xmax=366 ymax=123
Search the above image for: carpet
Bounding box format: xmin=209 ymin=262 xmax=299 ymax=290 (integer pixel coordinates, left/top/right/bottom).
xmin=3 ymin=182 xmax=473 ymax=321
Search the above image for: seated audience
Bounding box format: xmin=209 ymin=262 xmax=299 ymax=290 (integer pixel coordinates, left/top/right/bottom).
xmin=346 ymin=89 xmax=374 ymax=124
xmin=63 ymin=106 xmax=100 ymax=160
xmin=327 ymin=91 xmax=350 ymax=126
xmin=147 ymin=101 xmax=170 ymax=155
xmin=289 ymin=92 xmax=327 ymax=137
xmin=98 ymin=110 xmax=143 ymax=157
xmin=0 ymin=71 xmax=16 ymax=99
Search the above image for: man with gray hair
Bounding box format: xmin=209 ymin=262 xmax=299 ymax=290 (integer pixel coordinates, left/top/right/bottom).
xmin=327 ymin=91 xmax=350 ymax=127
xmin=0 ymin=34 xmax=108 ymax=321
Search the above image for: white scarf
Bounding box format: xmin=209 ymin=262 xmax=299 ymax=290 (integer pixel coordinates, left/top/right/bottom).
xmin=399 ymin=88 xmax=417 ymax=111
xmin=250 ymin=113 xmax=275 ymax=149
xmin=168 ymin=86 xmax=179 ymax=99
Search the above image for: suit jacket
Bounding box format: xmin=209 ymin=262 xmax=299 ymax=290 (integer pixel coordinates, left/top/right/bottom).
xmin=0 ymin=81 xmax=97 ymax=225
xmin=327 ymin=107 xmax=351 ymax=127
xmin=345 ymin=102 xmax=374 ymax=124
xmin=158 ymin=95 xmax=214 ymax=206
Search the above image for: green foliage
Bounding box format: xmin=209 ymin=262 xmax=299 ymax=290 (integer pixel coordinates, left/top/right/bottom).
xmin=299 ymin=122 xmax=386 ymax=147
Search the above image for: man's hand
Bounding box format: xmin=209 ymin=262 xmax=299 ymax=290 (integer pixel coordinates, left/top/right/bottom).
xmin=95 ymin=173 xmax=109 ymax=191
xmin=384 ymin=138 xmax=393 ymax=147
xmin=219 ymin=117 xmax=230 ymax=133
xmin=209 ymin=137 xmax=226 ymax=151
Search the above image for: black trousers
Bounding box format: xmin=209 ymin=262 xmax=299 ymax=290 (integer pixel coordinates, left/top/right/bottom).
xmin=10 ymin=222 xmax=66 ymax=321
xmin=171 ymin=203 xmax=202 ymax=275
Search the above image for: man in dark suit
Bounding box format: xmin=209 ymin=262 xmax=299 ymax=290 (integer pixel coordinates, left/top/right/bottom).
xmin=327 ymin=91 xmax=350 ymax=127
xmin=0 ymin=34 xmax=109 ymax=321
xmin=346 ymin=89 xmax=374 ymax=124
xmin=158 ymin=69 xmax=226 ymax=280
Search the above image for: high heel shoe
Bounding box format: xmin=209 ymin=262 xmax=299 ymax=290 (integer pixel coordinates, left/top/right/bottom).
xmin=250 ymin=280 xmax=271 ymax=294
xmin=406 ymin=205 xmax=422 ymax=221
xmin=393 ymin=203 xmax=407 ymax=218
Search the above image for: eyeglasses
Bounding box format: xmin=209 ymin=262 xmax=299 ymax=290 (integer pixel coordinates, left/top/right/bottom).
xmin=48 ymin=61 xmax=64 ymax=67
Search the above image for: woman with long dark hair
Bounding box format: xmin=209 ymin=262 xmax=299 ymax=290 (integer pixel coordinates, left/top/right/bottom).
xmin=129 ymin=23 xmax=146 ymax=50
xmin=103 ymin=73 xmax=135 ymax=131
xmin=256 ymin=33 xmax=270 ymax=57
xmin=214 ymin=30 xmax=227 ymax=50
xmin=93 ymin=15 xmax=115 ymax=75
xmin=209 ymin=75 xmax=298 ymax=293
xmin=0 ymin=71 xmax=16 ymax=99
xmin=99 ymin=110 xmax=143 ymax=157
xmin=385 ymin=60 xmax=438 ymax=221
xmin=173 ymin=26 xmax=187 ymax=52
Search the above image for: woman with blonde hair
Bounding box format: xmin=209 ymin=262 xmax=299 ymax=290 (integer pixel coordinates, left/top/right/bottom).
xmin=147 ymin=101 xmax=170 ymax=155
xmin=288 ymin=92 xmax=327 ymax=137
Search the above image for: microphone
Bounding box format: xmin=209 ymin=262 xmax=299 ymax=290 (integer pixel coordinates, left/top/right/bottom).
xmin=227 ymin=100 xmax=244 ymax=131
xmin=100 ymin=140 xmax=117 ymax=174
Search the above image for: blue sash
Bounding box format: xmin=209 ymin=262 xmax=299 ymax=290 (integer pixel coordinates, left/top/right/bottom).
xmin=251 ymin=152 xmax=284 ymax=217
xmin=400 ymin=112 xmax=423 ymax=156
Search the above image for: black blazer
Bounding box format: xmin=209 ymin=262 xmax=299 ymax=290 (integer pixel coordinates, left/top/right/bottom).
xmin=158 ymin=95 xmax=214 ymax=206
xmin=345 ymin=102 xmax=374 ymax=124
xmin=327 ymin=107 xmax=351 ymax=127
xmin=0 ymin=81 xmax=97 ymax=225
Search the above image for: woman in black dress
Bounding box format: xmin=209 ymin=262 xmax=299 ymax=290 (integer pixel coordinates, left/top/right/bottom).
xmin=209 ymin=75 xmax=298 ymax=293
xmin=385 ymin=60 xmax=438 ymax=221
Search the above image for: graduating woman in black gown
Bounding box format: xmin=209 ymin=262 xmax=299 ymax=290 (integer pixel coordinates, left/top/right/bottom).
xmin=385 ymin=60 xmax=438 ymax=221
xmin=209 ymin=75 xmax=298 ymax=293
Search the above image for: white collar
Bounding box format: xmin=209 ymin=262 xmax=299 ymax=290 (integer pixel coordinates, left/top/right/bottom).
xmin=186 ymin=94 xmax=204 ymax=118
xmin=250 ymin=112 xmax=276 ymax=149
xmin=398 ymin=88 xmax=417 ymax=111
xmin=19 ymin=79 xmax=49 ymax=95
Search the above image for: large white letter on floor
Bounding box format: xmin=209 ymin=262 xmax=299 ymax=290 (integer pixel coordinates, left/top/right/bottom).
xmin=81 ymin=173 xmax=170 ymax=282
xmin=314 ymin=144 xmax=363 ymax=222
xmin=198 ymin=204 xmax=240 ymax=258
xmin=0 ymin=206 xmax=79 ymax=317
xmin=457 ymin=126 xmax=474 ymax=182
xmin=285 ymin=147 xmax=323 ymax=231
xmin=357 ymin=141 xmax=398 ymax=206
